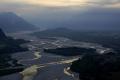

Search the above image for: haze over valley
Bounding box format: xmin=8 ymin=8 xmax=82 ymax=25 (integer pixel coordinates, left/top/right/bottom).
xmin=0 ymin=0 xmax=120 ymax=80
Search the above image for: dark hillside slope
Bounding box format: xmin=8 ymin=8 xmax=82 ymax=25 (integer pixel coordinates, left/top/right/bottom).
xmin=0 ymin=28 xmax=28 ymax=76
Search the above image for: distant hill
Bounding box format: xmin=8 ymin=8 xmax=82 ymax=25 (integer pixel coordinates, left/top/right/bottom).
xmin=32 ymin=27 xmax=120 ymax=52
xmin=32 ymin=27 xmax=77 ymax=38
xmin=0 ymin=12 xmax=37 ymax=33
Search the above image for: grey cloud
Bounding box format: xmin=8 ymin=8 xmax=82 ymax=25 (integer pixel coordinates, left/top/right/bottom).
xmin=85 ymin=0 xmax=120 ymax=6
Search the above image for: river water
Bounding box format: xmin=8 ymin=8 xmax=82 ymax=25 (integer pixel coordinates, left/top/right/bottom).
xmin=0 ymin=32 xmax=112 ymax=80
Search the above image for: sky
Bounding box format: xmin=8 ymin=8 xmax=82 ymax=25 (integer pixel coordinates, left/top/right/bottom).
xmin=0 ymin=0 xmax=120 ymax=8
xmin=0 ymin=0 xmax=120 ymax=13
xmin=0 ymin=0 xmax=120 ymax=30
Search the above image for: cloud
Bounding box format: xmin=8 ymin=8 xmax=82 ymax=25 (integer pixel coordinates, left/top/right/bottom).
xmin=0 ymin=0 xmax=120 ymax=7
xmin=0 ymin=0 xmax=120 ymax=15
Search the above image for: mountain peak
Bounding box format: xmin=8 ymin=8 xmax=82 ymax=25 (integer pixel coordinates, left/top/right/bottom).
xmin=0 ymin=12 xmax=37 ymax=33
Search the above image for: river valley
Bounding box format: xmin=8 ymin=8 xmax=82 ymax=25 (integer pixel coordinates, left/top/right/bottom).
xmin=0 ymin=32 xmax=113 ymax=80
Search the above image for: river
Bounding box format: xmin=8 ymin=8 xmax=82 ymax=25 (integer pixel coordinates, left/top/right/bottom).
xmin=0 ymin=32 xmax=112 ymax=80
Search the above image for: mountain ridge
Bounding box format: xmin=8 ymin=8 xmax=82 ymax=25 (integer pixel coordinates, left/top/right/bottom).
xmin=0 ymin=12 xmax=37 ymax=33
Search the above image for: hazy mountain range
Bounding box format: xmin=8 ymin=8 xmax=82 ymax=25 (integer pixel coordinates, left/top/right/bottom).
xmin=0 ymin=9 xmax=120 ymax=32
xmin=25 ymin=8 xmax=120 ymax=31
xmin=0 ymin=12 xmax=37 ymax=33
xmin=32 ymin=27 xmax=120 ymax=39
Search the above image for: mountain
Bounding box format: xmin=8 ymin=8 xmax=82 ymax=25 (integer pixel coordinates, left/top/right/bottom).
xmin=0 ymin=12 xmax=37 ymax=33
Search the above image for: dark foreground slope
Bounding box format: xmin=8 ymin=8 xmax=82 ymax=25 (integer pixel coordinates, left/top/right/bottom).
xmin=70 ymin=52 xmax=120 ymax=80
xmin=0 ymin=28 xmax=28 ymax=54
xmin=0 ymin=12 xmax=37 ymax=33
xmin=0 ymin=28 xmax=28 ymax=76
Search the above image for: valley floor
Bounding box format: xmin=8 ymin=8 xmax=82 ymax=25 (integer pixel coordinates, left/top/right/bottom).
xmin=0 ymin=32 xmax=112 ymax=80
